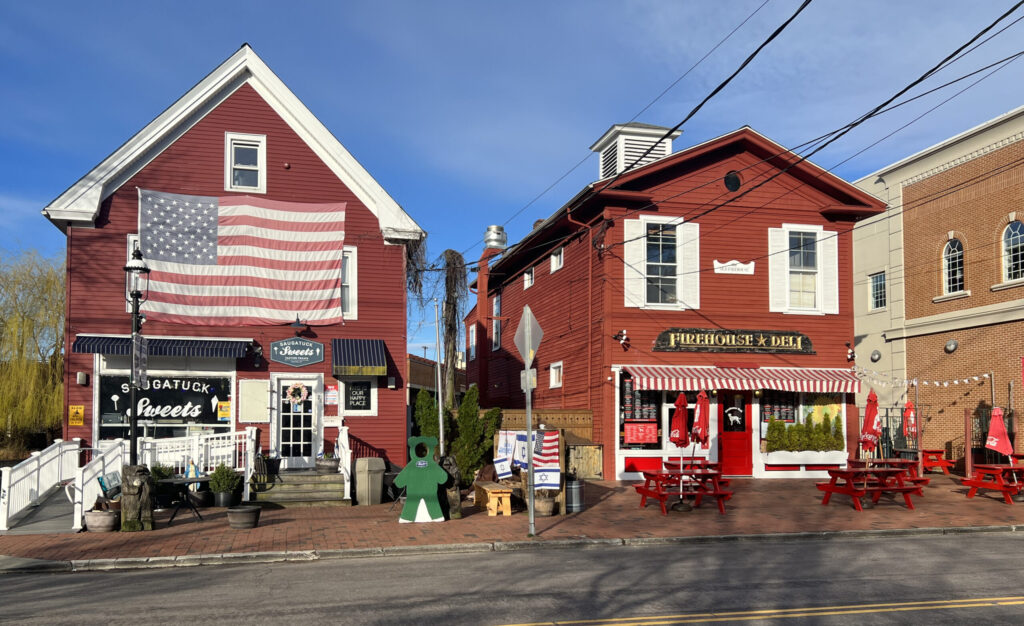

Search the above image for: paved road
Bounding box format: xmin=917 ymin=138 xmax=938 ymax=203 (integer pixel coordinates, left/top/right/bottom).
xmin=5 ymin=533 xmax=1024 ymax=624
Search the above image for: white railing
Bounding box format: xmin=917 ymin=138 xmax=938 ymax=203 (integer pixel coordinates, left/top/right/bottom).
xmin=0 ymin=438 xmax=82 ymax=531
xmin=72 ymin=439 xmax=129 ymax=531
xmin=140 ymin=427 xmax=256 ymax=501
xmin=338 ymin=425 xmax=352 ymax=500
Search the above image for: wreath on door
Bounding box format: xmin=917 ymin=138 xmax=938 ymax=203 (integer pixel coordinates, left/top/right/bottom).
xmin=284 ymin=382 xmax=309 ymax=405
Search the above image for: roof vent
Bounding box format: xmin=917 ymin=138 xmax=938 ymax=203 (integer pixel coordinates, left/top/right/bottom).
xmin=483 ymin=225 xmax=507 ymax=250
xmin=590 ymin=123 xmax=681 ymax=179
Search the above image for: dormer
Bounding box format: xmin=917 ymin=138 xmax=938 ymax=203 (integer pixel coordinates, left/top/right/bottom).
xmin=589 ymin=122 xmax=681 ymax=179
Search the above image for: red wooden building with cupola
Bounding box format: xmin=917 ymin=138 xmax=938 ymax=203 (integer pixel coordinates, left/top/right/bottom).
xmin=43 ymin=45 xmax=423 ymax=469
xmin=466 ymin=124 xmax=884 ymax=480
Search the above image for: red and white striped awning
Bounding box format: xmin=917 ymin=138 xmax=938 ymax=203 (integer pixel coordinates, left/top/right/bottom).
xmin=623 ymin=365 xmax=860 ymax=394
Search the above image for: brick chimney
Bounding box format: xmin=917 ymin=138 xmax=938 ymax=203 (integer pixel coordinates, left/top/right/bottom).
xmin=474 ymin=225 xmax=506 ymax=405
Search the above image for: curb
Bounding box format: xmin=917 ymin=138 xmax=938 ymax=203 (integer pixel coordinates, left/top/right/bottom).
xmin=5 ymin=524 xmax=1023 ymax=574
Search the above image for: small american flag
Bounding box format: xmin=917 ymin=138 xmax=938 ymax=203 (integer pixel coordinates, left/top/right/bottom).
xmin=139 ymin=189 xmax=346 ymax=326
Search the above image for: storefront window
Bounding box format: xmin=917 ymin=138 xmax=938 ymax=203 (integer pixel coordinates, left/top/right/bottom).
xmin=98 ymin=375 xmax=232 ymax=440
xmin=760 ymin=390 xmax=798 ymax=424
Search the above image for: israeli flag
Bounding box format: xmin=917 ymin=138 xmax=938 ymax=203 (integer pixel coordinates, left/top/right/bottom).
xmin=533 ymin=469 xmax=560 ymax=490
xmin=494 ymin=457 xmax=513 ymax=480
xmin=513 ymin=433 xmax=529 ymax=468
xmin=496 ymin=430 xmax=516 ymax=459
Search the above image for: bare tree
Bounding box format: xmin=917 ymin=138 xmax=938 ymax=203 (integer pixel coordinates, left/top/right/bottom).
xmin=441 ymin=249 xmax=466 ymax=411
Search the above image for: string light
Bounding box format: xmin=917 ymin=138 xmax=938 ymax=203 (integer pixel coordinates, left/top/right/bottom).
xmin=851 ymin=365 xmax=991 ymax=389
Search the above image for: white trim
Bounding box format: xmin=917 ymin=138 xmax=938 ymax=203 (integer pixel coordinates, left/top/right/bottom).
xmin=550 ymin=247 xmax=564 ymax=273
xmin=523 ymin=266 xmax=534 ymax=289
xmin=868 ymin=271 xmax=887 ymax=311
xmin=549 ymin=361 xmax=563 ymax=389
xmin=338 ymin=376 xmax=378 ymax=418
xmin=224 ymin=132 xmax=267 ymax=194
xmin=342 ymin=246 xmax=358 ymax=320
xmin=42 ymin=45 xmax=423 ymax=241
xmin=991 ymin=279 xmax=1024 ymax=292
xmin=623 ymin=214 xmax=699 ymax=311
xmin=768 ymin=224 xmax=837 ymax=315
xmin=467 ymin=324 xmax=476 ymax=361
xmin=492 ymin=292 xmax=502 ymax=351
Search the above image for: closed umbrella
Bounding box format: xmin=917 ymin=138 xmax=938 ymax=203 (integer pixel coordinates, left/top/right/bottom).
xmin=903 ymin=401 xmax=918 ymax=440
xmin=986 ymin=407 xmax=1013 ymax=457
xmin=692 ymin=390 xmax=711 ymax=449
xmin=669 ymin=393 xmax=690 ymax=509
xmin=859 ymin=390 xmax=881 ymax=456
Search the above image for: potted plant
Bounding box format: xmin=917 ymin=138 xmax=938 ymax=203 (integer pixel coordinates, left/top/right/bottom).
xmin=316 ymin=452 xmax=340 ymax=474
xmin=209 ymin=462 xmax=241 ymax=507
xmin=530 ymin=489 xmax=558 ymax=517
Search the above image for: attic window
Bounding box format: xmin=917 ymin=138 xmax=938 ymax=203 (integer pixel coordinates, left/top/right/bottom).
xmin=724 ymin=171 xmax=742 ymax=192
xmin=225 ymin=132 xmax=267 ymax=194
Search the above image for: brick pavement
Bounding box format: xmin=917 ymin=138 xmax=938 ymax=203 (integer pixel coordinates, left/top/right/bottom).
xmin=3 ymin=474 xmax=1024 ymax=566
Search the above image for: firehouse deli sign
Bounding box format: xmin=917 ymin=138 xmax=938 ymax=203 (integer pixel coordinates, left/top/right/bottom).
xmin=270 ymin=337 xmax=324 ymax=367
xmin=99 ymin=376 xmax=231 ymax=424
xmin=653 ymin=328 xmax=814 ymax=354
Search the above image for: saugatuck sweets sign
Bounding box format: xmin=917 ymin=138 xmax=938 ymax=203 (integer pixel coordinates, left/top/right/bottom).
xmin=653 ymin=328 xmax=814 ymax=354
xmin=270 ymin=337 xmax=325 ymax=367
xmin=99 ymin=376 xmax=231 ymax=424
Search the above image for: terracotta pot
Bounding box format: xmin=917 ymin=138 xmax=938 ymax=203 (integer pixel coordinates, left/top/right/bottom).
xmin=84 ymin=510 xmax=120 ymax=532
xmin=226 ymin=505 xmax=261 ymax=529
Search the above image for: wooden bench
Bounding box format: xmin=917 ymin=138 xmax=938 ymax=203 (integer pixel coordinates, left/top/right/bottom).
xmin=921 ymin=449 xmax=955 ymax=475
xmin=475 ymin=481 xmax=512 ymax=517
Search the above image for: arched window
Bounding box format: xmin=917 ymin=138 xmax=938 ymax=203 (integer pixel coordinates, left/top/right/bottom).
xmin=1003 ymin=221 xmax=1024 ymax=282
xmin=943 ymin=239 xmax=964 ymax=294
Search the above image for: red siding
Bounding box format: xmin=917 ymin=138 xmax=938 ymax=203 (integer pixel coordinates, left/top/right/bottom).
xmin=64 ymin=84 xmax=411 ymax=465
xmin=469 ymin=130 xmax=879 ymax=479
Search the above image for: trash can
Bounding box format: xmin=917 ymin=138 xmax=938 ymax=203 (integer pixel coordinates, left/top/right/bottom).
xmin=565 ymin=479 xmax=585 ymax=513
xmin=355 ymin=457 xmax=386 ymax=505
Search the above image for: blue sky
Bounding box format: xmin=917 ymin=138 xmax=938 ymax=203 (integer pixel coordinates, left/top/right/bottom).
xmin=2 ymin=1 xmax=1022 ymax=358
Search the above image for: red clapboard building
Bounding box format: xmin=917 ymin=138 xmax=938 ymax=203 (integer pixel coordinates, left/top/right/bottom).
xmin=43 ymin=45 xmax=423 ymax=468
xmin=466 ymin=124 xmax=884 ymax=479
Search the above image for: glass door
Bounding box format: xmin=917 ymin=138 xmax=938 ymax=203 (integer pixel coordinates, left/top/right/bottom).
xmin=276 ymin=378 xmax=320 ymax=469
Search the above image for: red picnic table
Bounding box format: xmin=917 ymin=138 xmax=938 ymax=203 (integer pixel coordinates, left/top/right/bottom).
xmin=816 ymin=466 xmax=922 ymax=511
xmin=635 ymin=469 xmax=733 ymax=515
xmin=848 ymin=458 xmax=930 ymax=489
xmin=921 ymin=449 xmax=955 ymax=475
xmin=962 ymin=464 xmax=1024 ymax=505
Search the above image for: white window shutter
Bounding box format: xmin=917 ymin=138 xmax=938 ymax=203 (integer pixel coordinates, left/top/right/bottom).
xmin=821 ymin=230 xmax=839 ymax=314
xmin=623 ymin=218 xmax=645 ymax=308
xmin=678 ymin=222 xmax=700 ymax=309
xmin=768 ymin=227 xmax=788 ymax=312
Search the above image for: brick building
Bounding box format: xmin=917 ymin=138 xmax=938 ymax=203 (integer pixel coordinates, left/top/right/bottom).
xmin=467 ymin=124 xmax=884 ymax=479
xmin=854 ymin=104 xmax=1024 ymax=460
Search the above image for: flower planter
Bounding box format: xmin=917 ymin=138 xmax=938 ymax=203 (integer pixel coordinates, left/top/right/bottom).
xmin=316 ymin=457 xmax=340 ymax=474
xmin=213 ymin=491 xmax=238 ymax=507
xmin=531 ymin=496 xmax=556 ymax=517
xmin=763 ymin=450 xmax=847 ymax=466
xmin=84 ymin=510 xmax=120 ymax=532
xmin=226 ymin=505 xmax=261 ymax=529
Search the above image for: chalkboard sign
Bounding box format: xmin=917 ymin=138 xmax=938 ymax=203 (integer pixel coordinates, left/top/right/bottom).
xmin=345 ymin=381 xmax=372 ymax=411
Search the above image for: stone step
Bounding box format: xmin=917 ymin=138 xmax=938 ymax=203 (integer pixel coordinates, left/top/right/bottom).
xmin=252 ymin=490 xmax=350 ymax=505
xmin=253 ymin=498 xmax=352 ymax=508
xmin=252 ymin=483 xmax=345 ymax=495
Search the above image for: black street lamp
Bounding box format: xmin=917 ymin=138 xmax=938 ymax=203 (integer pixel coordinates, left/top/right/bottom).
xmin=124 ymin=246 xmax=150 ymax=465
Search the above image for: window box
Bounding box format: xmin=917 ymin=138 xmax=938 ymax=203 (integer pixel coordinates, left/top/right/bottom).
xmin=763 ymin=450 xmax=847 ymax=465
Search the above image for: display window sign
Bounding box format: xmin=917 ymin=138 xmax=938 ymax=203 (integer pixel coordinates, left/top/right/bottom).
xmin=98 ymin=376 xmax=232 ymax=438
xmin=345 ymin=380 xmax=372 ymax=411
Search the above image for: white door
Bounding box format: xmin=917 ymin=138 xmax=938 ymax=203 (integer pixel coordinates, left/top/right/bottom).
xmin=272 ymin=375 xmax=322 ymax=470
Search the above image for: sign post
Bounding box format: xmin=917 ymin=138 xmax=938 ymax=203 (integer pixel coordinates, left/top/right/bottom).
xmin=513 ymin=305 xmax=543 ymax=536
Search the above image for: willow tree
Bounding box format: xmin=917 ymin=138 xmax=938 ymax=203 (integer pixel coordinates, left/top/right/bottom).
xmin=0 ymin=251 xmax=65 ymax=450
xmin=441 ymin=249 xmax=467 ymax=411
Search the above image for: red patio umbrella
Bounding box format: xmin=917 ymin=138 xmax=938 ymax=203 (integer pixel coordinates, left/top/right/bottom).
xmin=669 ymin=393 xmax=690 ymax=448
xmin=903 ymin=401 xmax=918 ymax=439
xmin=858 ymin=389 xmax=881 ymax=456
xmin=692 ymin=390 xmax=711 ymax=450
xmin=986 ymin=407 xmax=1013 ymax=457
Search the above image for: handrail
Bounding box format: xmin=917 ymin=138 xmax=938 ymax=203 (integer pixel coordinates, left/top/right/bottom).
xmin=0 ymin=438 xmax=82 ymax=531
xmin=72 ymin=440 xmax=128 ymax=531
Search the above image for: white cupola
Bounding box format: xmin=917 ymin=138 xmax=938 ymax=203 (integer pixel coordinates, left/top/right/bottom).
xmin=589 ymin=122 xmax=681 ymax=179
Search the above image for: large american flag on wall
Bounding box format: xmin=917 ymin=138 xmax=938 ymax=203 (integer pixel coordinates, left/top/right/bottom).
xmin=138 ymin=189 xmax=346 ymax=326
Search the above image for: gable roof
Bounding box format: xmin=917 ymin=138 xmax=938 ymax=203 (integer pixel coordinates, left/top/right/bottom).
xmin=42 ymin=44 xmax=423 ymax=242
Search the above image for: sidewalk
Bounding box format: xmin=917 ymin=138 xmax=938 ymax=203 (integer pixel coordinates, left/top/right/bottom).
xmin=4 ymin=473 xmax=1024 ymax=573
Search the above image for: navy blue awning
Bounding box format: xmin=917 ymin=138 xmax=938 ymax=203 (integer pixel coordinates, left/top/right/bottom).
xmin=332 ymin=338 xmax=387 ymax=376
xmin=72 ymin=335 xmax=251 ymax=358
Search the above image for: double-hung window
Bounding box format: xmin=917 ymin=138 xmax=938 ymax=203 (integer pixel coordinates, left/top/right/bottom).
xmin=768 ymin=224 xmax=838 ymax=315
xmin=225 ymin=132 xmax=267 ymax=194
xmin=868 ymin=272 xmax=886 ymax=310
xmin=943 ymin=239 xmax=964 ymax=294
xmin=550 ymin=248 xmax=564 ymax=273
xmin=622 ymin=215 xmax=700 ymax=310
xmin=1003 ymin=221 xmax=1024 ymax=282
xmin=524 ymin=267 xmax=534 ymax=289
xmin=468 ymin=324 xmax=476 ymax=361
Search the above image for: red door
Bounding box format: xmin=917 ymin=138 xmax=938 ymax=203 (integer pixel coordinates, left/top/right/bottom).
xmin=719 ymin=391 xmax=752 ymax=475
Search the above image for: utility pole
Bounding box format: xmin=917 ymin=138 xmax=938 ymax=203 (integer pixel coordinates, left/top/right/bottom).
xmin=434 ymin=299 xmax=445 ymax=456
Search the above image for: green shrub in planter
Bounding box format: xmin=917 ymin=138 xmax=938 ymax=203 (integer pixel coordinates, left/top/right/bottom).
xmin=831 ymin=415 xmax=846 ymax=451
xmin=209 ymin=463 xmax=241 ymax=493
xmin=765 ymin=418 xmax=785 ymax=452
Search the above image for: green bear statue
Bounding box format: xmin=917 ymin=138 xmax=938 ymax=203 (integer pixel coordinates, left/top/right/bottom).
xmin=394 ymin=436 xmax=449 ymax=523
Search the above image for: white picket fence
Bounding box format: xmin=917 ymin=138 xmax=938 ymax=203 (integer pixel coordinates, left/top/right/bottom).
xmin=0 ymin=438 xmax=82 ymax=531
